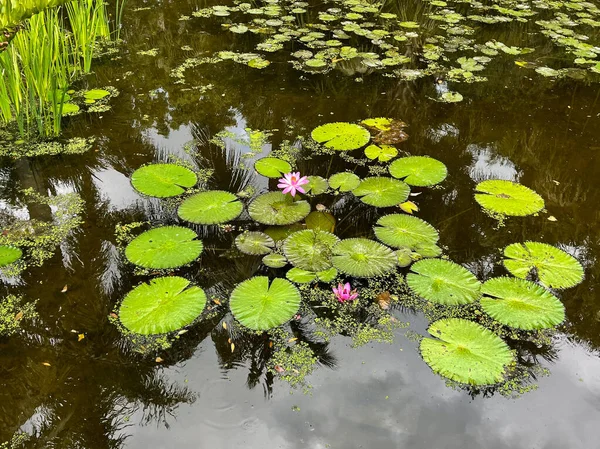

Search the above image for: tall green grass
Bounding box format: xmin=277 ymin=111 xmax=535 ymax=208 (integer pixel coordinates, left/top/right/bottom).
xmin=0 ymin=0 xmax=69 ymax=30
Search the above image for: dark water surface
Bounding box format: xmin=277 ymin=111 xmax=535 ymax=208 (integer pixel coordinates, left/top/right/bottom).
xmin=1 ymin=0 xmax=600 ymax=447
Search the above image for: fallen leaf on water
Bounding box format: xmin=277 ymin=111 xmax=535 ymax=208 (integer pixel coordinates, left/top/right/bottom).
xmin=78 ymin=334 xmax=85 ymax=342
xmin=376 ymin=291 xmax=392 ymax=310
xmin=109 ymin=312 xmax=118 ymax=319
xmin=228 ymin=338 xmax=232 ymax=344
xmin=14 ymin=311 xmax=23 ymax=321
xmin=42 ymin=362 xmax=51 ymax=367
xmin=288 ymin=337 xmax=298 ymax=343
xmin=177 ymin=329 xmax=188 ymax=335
xmin=399 ymin=201 xmax=419 ymax=214
xmin=230 ymin=343 xmax=235 ymax=353
xmin=547 ymin=216 xmax=557 ymax=222
xmin=274 ymin=365 xmax=285 ymax=373
xmin=155 ymin=357 xmax=164 ymax=363
xmin=61 ymin=285 xmax=68 ymax=293
xmin=409 ymin=191 xmax=422 ymax=197
xmin=213 ymin=298 xmax=222 ymax=305
xmin=269 ymin=341 xmax=273 ymax=348
xmin=222 ymin=322 xmax=227 ymax=330
xmin=552 ymin=180 xmax=560 ymax=185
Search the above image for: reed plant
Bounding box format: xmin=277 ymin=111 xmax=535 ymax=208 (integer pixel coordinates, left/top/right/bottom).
xmin=0 ymin=0 xmax=69 ymax=30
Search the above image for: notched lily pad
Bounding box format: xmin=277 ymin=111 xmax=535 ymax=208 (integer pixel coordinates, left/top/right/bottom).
xmin=328 ymin=172 xmax=360 ymax=191
xmin=178 ymin=191 xmax=243 ymax=224
xmin=311 ymin=122 xmax=371 ymax=151
xmin=235 ymin=231 xmax=275 ymax=255
xmin=352 ymin=177 xmax=410 ymax=207
xmin=475 ymin=180 xmax=544 ymax=217
xmin=389 ymin=156 xmax=448 ymax=187
xmin=283 ymin=229 xmax=339 ymax=271
xmin=255 ymin=157 xmax=292 ymax=178
xmin=131 ymin=164 xmax=197 ymax=198
xmin=332 ymin=238 xmax=397 ymax=278
xmin=248 ymin=192 xmax=311 ymax=225
xmin=374 ymin=214 xmax=439 ymax=250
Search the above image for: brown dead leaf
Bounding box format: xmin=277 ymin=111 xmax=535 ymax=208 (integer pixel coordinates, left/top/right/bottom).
xmin=288 ymin=337 xmax=298 ymax=343
xmin=269 ymin=341 xmax=273 ymax=348
xmin=274 ymin=365 xmax=285 ymax=373
xmin=376 ymin=291 xmax=392 ymax=310
xmin=213 ymin=298 xmax=222 ymax=305
xmin=14 ymin=311 xmax=23 ymax=321
xmin=155 ymin=357 xmax=164 ymax=363
xmin=109 ymin=312 xmax=118 ymax=319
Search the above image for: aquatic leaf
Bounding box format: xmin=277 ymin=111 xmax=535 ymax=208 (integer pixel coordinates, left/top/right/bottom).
xmin=399 ymin=201 xmax=419 ymax=214
xmin=125 ymin=226 xmax=203 ymax=269
xmin=283 ymin=229 xmax=339 ymax=271
xmin=235 ymin=231 xmax=274 ymax=255
xmin=305 ymin=176 xmax=329 ymax=195
xmin=264 ymin=223 xmax=305 ymax=241
xmin=317 ymin=267 xmax=337 ymax=282
xmin=178 ymin=191 xmax=243 ymax=224
xmin=481 ymin=277 xmax=565 ymax=330
xmin=536 ymin=67 xmax=561 ymax=77
xmin=247 ymin=58 xmax=270 ymax=69
xmin=119 ymin=277 xmax=207 ymax=335
xmin=474 ymin=180 xmax=544 ymax=217
xmin=255 ymin=157 xmax=292 ymax=178
xmin=441 ymin=92 xmax=463 ymax=103
xmin=503 ymin=242 xmax=584 ymax=289
xmin=407 ymin=259 xmax=481 ymax=305
xmin=131 ymin=164 xmax=197 ymax=198
xmin=332 ymin=238 xmax=397 ymax=278
xmin=248 ymin=192 xmax=311 ymax=225
xmin=230 ymin=24 xmax=249 ymax=34
xmin=61 ymin=103 xmax=80 ymax=115
xmin=305 ymin=211 xmax=335 ymax=233
xmin=374 ymin=214 xmax=439 ymax=250
xmin=361 ymin=118 xmax=393 ymax=131
xmin=230 ymin=277 xmax=301 ymax=330
xmin=84 ymin=89 xmax=110 ymax=100
xmin=328 ymin=172 xmax=360 ymax=191
xmin=0 ymin=245 xmax=22 ymax=267
xmin=286 ymin=267 xmax=317 ymax=283
xmin=352 ymin=177 xmax=410 ymax=207
xmin=389 ymin=156 xmax=448 ymax=187
xmin=420 ymin=318 xmax=513 ymax=385
xmin=311 ymin=122 xmax=371 ymax=151
xmin=361 ymin=118 xmax=408 ymax=144
xmin=364 ymin=144 xmax=398 ymax=162
xmin=262 ymin=253 xmax=288 ymax=268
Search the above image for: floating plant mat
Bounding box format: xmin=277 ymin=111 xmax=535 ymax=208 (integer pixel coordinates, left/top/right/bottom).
xmin=474 ymin=180 xmax=545 ymax=217
xmin=131 ymin=164 xmax=197 ymax=198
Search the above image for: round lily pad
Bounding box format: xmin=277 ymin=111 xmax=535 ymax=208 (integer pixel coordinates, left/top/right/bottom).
xmin=230 ymin=277 xmax=301 ymax=330
xmin=178 ymin=191 xmax=243 ymax=225
xmin=474 ymin=180 xmax=544 ymax=217
xmin=332 ymin=238 xmax=397 ymax=278
xmin=481 ymin=277 xmax=565 ymax=330
xmin=305 ymin=176 xmax=329 ymax=195
xmin=254 ymin=157 xmax=292 ymax=178
xmin=420 ymin=318 xmax=514 ymax=385
xmin=503 ymin=242 xmax=584 ymax=289
xmin=235 ymin=231 xmax=275 ymax=255
xmin=329 ymin=172 xmax=360 ymax=191
xmin=283 ymin=229 xmax=339 ymax=272
xmin=389 ymin=156 xmax=448 ymax=187
xmin=248 ymin=192 xmax=311 ymax=225
xmin=262 ymin=253 xmax=288 ymax=268
xmin=311 ymin=122 xmax=371 ymax=151
xmin=374 ymin=214 xmax=439 ymax=250
xmin=286 ymin=267 xmax=317 ymax=284
xmin=119 ymin=276 xmax=207 ymax=335
xmin=131 ymin=164 xmax=197 ymax=198
xmin=352 ymin=177 xmax=410 ymax=207
xmin=84 ymin=89 xmax=110 ymax=100
xmin=0 ymin=245 xmax=22 ymax=267
xmin=125 ymin=226 xmax=203 ymax=269
xmin=407 ymin=259 xmax=481 ymax=305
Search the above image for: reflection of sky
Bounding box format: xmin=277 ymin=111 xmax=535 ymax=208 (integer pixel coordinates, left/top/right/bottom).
xmin=92 ymin=166 xmax=141 ymax=210
xmin=121 ymin=318 xmax=600 ymax=449
xmin=467 ymin=144 xmax=520 ymax=183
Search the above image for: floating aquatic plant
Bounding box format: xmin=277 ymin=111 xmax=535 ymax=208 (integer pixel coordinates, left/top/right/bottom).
xmin=119 ymin=277 xmax=207 ymax=335
xmin=364 ymin=144 xmax=398 ymax=162
xmin=235 ymin=231 xmax=275 ymax=256
xmin=248 ymin=191 xmax=310 ymax=225
xmin=352 ymin=177 xmax=410 ymax=207
xmin=305 ymin=211 xmax=335 ymax=233
xmin=178 ymin=190 xmax=243 ymax=225
xmin=420 ymin=318 xmax=514 ymax=385
xmin=389 ymin=156 xmax=448 ymax=187
xmin=332 ymin=238 xmax=397 ymax=278
xmin=328 ymin=172 xmax=360 ymax=192
xmin=125 ymin=226 xmax=203 ymax=269
xmin=229 ymin=276 xmax=301 ymax=331
xmin=0 ymin=245 xmax=22 ymax=267
xmin=311 ymin=122 xmax=371 ymax=151
xmin=304 ymin=176 xmax=329 ymax=195
xmin=262 ymin=253 xmax=288 ymax=268
xmin=283 ymin=229 xmax=339 ymax=272
xmin=254 ymin=157 xmax=292 ymax=178
xmin=286 ymin=266 xmax=337 ymax=284
xmin=374 ymin=214 xmax=439 ymax=250
xmin=503 ymin=242 xmax=584 ymax=289
xmin=480 ymin=277 xmax=565 ymax=330
xmin=474 ymin=180 xmax=544 ymax=217
xmin=131 ymin=164 xmax=197 ymax=198
xmin=407 ymin=259 xmax=481 ymax=305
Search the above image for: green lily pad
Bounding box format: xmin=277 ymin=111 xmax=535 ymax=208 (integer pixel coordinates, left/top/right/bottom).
xmin=389 ymin=156 xmax=448 ymax=187
xmin=328 ymin=172 xmax=361 ymax=191
xmin=305 ymin=176 xmax=329 ymax=195
xmin=475 ymin=180 xmax=544 ymax=217
xmin=61 ymin=103 xmax=80 ymax=115
xmin=361 ymin=117 xmax=393 ymax=131
xmin=283 ymin=230 xmax=339 ymax=271
xmin=364 ymin=144 xmax=398 ymax=162
xmin=125 ymin=226 xmax=203 ymax=269
xmin=248 ymin=192 xmax=311 ymax=225
xmin=263 ymin=223 xmax=305 ymax=241
xmin=407 ymin=259 xmax=481 ymax=305
xmin=178 ymin=191 xmax=243 ymax=224
xmin=420 ymin=318 xmax=514 ymax=385
xmin=262 ymin=253 xmax=288 ymax=268
xmin=374 ymin=214 xmax=439 ymax=250
xmin=503 ymin=242 xmax=584 ymax=289
xmin=254 ymin=157 xmax=292 ymax=178
xmin=332 ymin=238 xmax=397 ymax=278
xmin=131 ymin=164 xmax=197 ymax=198
xmin=235 ymin=231 xmax=275 ymax=255
xmin=0 ymin=245 xmax=22 ymax=267
xmin=286 ymin=267 xmax=317 ymax=283
xmin=305 ymin=211 xmax=335 ymax=233
xmin=311 ymin=122 xmax=371 ymax=151
xmin=84 ymin=89 xmax=110 ymax=100
xmin=481 ymin=277 xmax=565 ymax=330
xmin=230 ymin=277 xmax=301 ymax=330
xmin=352 ymin=177 xmax=410 ymax=207
xmin=119 ymin=277 xmax=207 ymax=335
xmin=441 ymin=91 xmax=463 ymax=103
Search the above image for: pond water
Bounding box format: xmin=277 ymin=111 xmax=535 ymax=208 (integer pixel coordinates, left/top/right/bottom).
xmin=1 ymin=0 xmax=600 ymax=447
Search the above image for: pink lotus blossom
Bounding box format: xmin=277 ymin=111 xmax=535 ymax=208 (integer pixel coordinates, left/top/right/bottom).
xmin=277 ymin=172 xmax=309 ymax=197
xmin=333 ymin=282 xmax=358 ymax=303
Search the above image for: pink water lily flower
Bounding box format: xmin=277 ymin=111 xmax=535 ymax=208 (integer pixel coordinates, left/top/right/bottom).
xmin=333 ymin=282 xmax=358 ymax=303
xmin=278 ymin=172 xmax=309 ymax=197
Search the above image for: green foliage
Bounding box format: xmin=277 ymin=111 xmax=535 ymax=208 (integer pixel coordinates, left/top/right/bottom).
xmin=481 ymin=277 xmax=565 ymax=330
xmin=420 ymin=318 xmax=514 ymax=385
xmin=388 ymin=156 xmax=448 ymax=187
xmin=119 ymin=277 xmax=207 ymax=335
xmin=283 ymin=229 xmax=339 ymax=271
xmin=262 ymin=253 xmax=287 ymax=268
xmin=503 ymin=242 xmax=584 ymax=289
xmin=328 ymin=172 xmax=360 ymax=192
xmin=235 ymin=231 xmax=275 ymax=255
xmin=230 ymin=277 xmax=301 ymax=330
xmin=248 ymin=191 xmax=311 ymax=225
xmin=0 ymin=245 xmax=22 ymax=267
xmin=0 ymin=294 xmax=37 ymax=337
xmin=305 ymin=211 xmax=335 ymax=233
xmin=305 ymin=176 xmax=329 ymax=195
xmin=332 ymin=238 xmax=397 ymax=278
xmin=374 ymin=214 xmax=439 ymax=250
xmin=474 ymin=180 xmax=544 ymax=217
xmin=125 ymin=226 xmax=202 ymax=269
xmin=286 ymin=267 xmax=338 ymax=284
xmin=311 ymin=122 xmax=371 ymax=151
xmin=352 ymin=176 xmax=410 ymax=207
xmin=254 ymin=157 xmax=291 ymax=178
xmin=178 ymin=190 xmax=243 ymax=224
xmin=364 ymin=144 xmax=397 ymax=162
xmin=131 ymin=164 xmax=197 ymax=198
xmin=407 ymin=259 xmax=481 ymax=305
